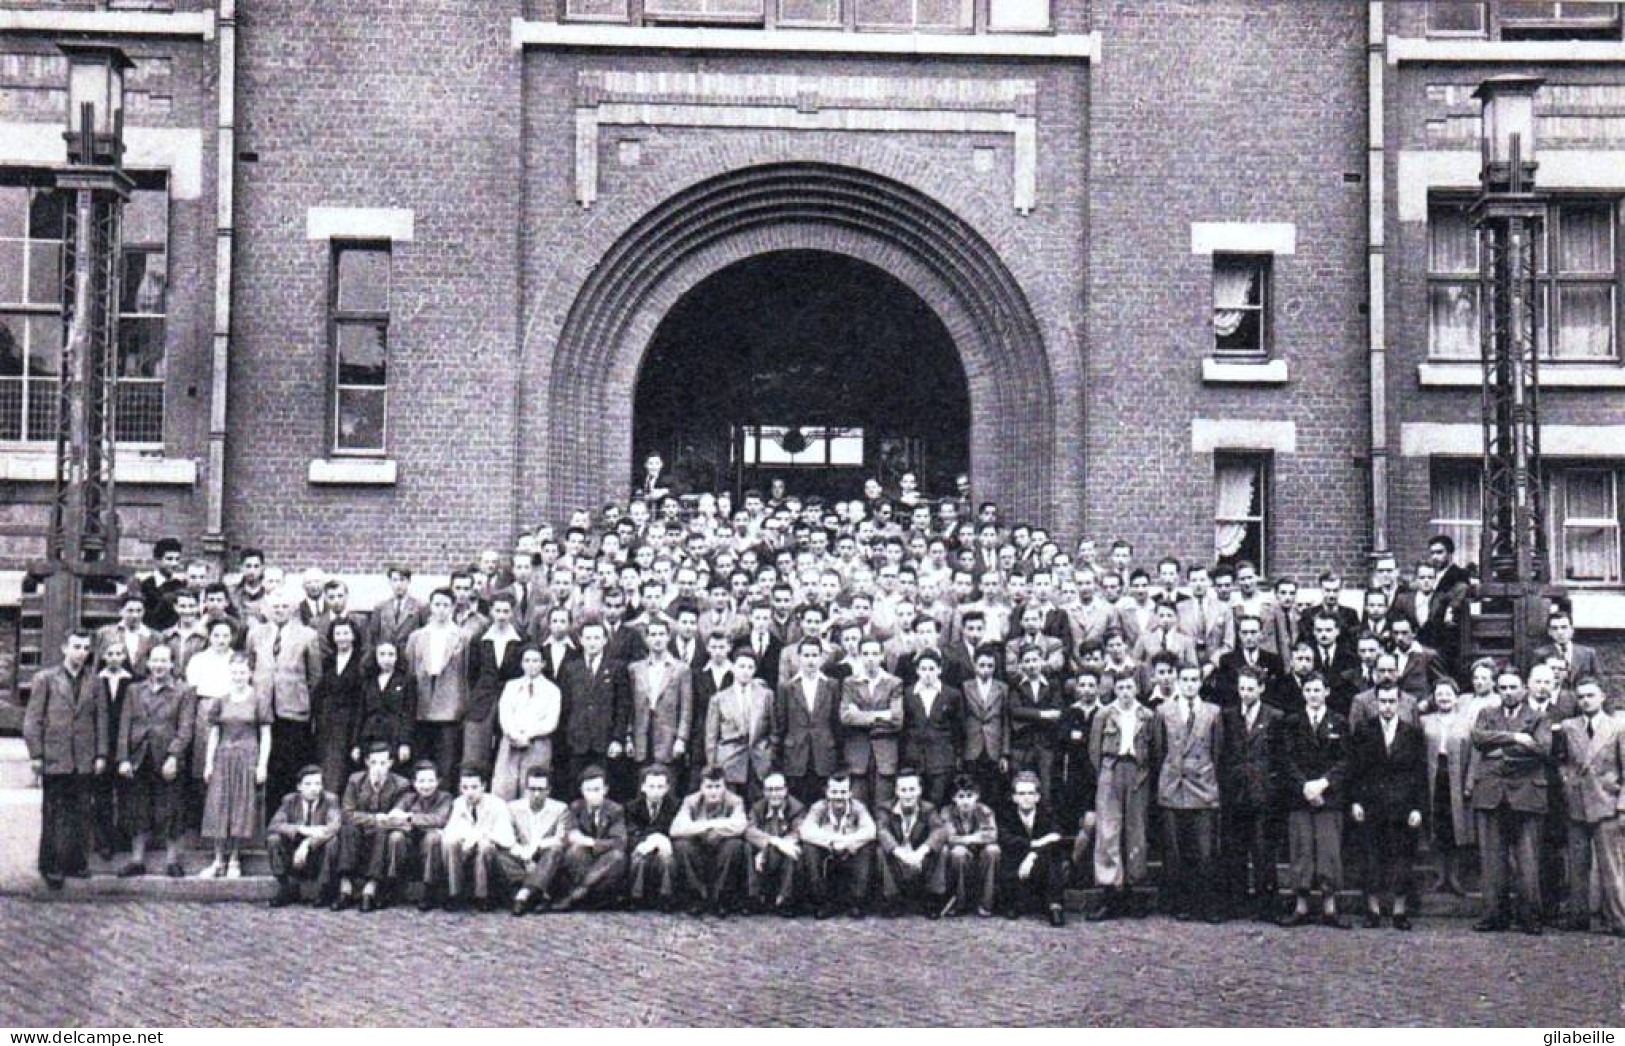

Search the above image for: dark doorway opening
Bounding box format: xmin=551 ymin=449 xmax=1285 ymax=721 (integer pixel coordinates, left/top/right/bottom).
xmin=633 ymin=250 xmax=971 ymax=502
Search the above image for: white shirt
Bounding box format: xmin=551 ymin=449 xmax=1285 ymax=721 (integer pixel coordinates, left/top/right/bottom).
xmin=1381 ymin=715 xmax=1398 ymax=751
xmin=1113 ymin=702 xmax=1140 ymax=757
xmin=335 ymin=648 xmax=353 ymax=678
xmin=486 ymin=626 xmax=520 ymax=668
xmin=917 ymin=683 xmax=940 ymax=717
xmin=800 ymin=675 xmax=821 ymax=715
xmin=500 ymin=674 xmax=561 ymax=744
xmin=425 ymin=623 xmax=454 ymax=678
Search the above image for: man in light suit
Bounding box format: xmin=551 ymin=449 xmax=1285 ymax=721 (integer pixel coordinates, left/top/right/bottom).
xmin=1087 ymin=675 xmax=1158 ymax=920
xmin=706 ymin=646 xmax=773 ymax=804
xmin=1131 ymin=602 xmax=1199 ymax=690
xmin=248 ymin=590 xmax=324 ymax=816
xmin=627 ymin=618 xmax=693 ymax=776
xmin=25 ymin=631 xmax=103 ymax=888
xmin=960 ymin=647 xmax=1009 ymax=803
xmin=440 ymin=766 xmax=516 ymax=910
xmin=404 ymin=589 xmax=472 ymax=786
xmin=1155 ymin=664 xmax=1225 ymax=922
xmin=839 ymin=637 xmax=904 ymax=809
xmin=1554 ymin=678 xmax=1625 ymax=935
xmin=772 ymin=638 xmax=842 ymax=807
xmin=1468 ymin=669 xmax=1553 ymax=935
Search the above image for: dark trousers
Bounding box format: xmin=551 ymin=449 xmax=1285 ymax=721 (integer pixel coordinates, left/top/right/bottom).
xmin=38 ymin=774 xmax=91 ymax=880
xmin=1362 ymin=819 xmax=1419 ymax=904
xmin=492 ymin=848 xmax=566 ymax=897
xmin=561 ymin=844 xmax=627 ymax=904
xmin=1160 ymin=807 xmax=1219 ymax=915
xmin=804 ymin=842 xmax=873 ymax=908
xmin=878 ymin=848 xmax=945 ymax=904
xmin=963 ymin=756 xmax=1004 ymax=809
xmin=415 ymin=722 xmax=461 ymax=788
xmin=266 ymin=832 xmax=335 ymax=892
xmin=748 ymin=844 xmax=799 ymax=905
xmin=124 ymin=764 xmax=183 ymax=842
xmin=628 ymin=845 xmax=676 ymax=903
xmin=850 ymin=764 xmax=894 ymax=812
xmin=1221 ymin=806 xmax=1278 ymax=909
xmin=89 ymin=768 xmax=125 ymax=855
xmin=786 ymin=773 xmax=825 ymax=809
xmin=267 ymin=718 xmax=313 ymax=816
xmin=460 ymin=708 xmax=498 ymax=776
xmin=1541 ymin=803 xmax=1569 ymax=918
xmin=944 ymin=844 xmax=1000 ymax=911
xmin=384 ymin=828 xmax=444 ymax=887
xmin=675 ymin=836 xmax=746 ymax=906
xmin=920 ymin=770 xmax=953 ymax=808
xmin=1477 ymin=806 xmax=1543 ymax=922
xmin=444 ymin=838 xmax=502 ymax=899
xmin=999 ymin=844 xmax=1066 ymax=913
xmin=337 ymin=822 xmax=391 ymax=880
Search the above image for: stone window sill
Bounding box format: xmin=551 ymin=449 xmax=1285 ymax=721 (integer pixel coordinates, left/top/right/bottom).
xmin=0 ymin=452 xmax=196 ymax=486
xmin=1202 ymin=358 xmax=1289 ymax=385
xmin=1418 ymin=363 xmax=1625 ymax=388
xmin=308 ymin=457 xmax=398 ymax=486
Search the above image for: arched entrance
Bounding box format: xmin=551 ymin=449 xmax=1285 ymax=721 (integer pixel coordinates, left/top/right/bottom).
xmin=541 ymin=163 xmax=1060 ymax=525
xmin=633 ymin=250 xmax=970 ymax=501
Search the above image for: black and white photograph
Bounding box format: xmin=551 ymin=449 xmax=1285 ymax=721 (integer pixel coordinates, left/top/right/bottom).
xmin=0 ymin=0 xmax=1623 ymax=1031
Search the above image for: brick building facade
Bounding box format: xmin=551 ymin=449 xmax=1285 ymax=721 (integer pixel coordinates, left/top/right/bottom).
xmin=0 ymin=1 xmax=1622 ymax=676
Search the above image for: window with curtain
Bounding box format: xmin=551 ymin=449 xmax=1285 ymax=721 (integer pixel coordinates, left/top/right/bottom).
xmin=1214 ymin=453 xmax=1267 ymax=571
xmin=643 ymin=0 xmax=766 ymax=21
xmin=1213 ymin=254 xmax=1269 ymax=358
xmin=1429 ymin=460 xmax=1483 ymax=568
xmin=0 ymin=181 xmax=63 ymax=443
xmin=778 ymin=0 xmax=841 ymax=24
xmin=1547 ymin=202 xmax=1617 ymax=360
xmin=1427 ymin=2 xmax=1487 ymax=34
xmin=854 ymin=0 xmax=971 ymax=30
xmin=564 ymin=0 xmax=632 ymax=19
xmin=1553 ymin=466 xmax=1622 ymax=584
xmin=331 ymin=243 xmax=390 ymax=455
xmin=1427 ymin=199 xmax=1481 ymax=360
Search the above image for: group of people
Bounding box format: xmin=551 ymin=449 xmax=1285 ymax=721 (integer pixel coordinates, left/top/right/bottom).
xmin=19 ymin=465 xmax=1625 ymax=937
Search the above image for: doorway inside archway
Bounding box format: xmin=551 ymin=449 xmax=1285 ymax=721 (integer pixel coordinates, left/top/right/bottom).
xmin=633 ymin=250 xmax=971 ymax=502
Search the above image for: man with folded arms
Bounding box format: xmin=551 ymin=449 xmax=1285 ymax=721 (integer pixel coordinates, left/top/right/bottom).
xmin=554 ymin=766 xmax=628 ymax=911
xmin=938 ymin=774 xmax=1000 ymax=918
xmin=626 ymin=763 xmax=682 ymax=910
xmin=876 ymin=768 xmax=946 ymax=917
xmin=333 ymin=741 xmax=411 ymax=911
xmin=441 ymin=766 xmax=516 ymax=911
xmin=671 ymin=766 xmax=749 ymax=917
xmin=798 ymin=771 xmax=877 ymax=919
xmin=505 ymin=765 xmax=570 ymax=915
xmin=384 ymin=761 xmax=454 ymax=911
xmin=745 ymin=771 xmax=805 ymax=914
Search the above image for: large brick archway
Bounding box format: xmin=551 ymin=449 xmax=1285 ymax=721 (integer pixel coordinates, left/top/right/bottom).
xmin=543 ymin=163 xmax=1060 ymax=525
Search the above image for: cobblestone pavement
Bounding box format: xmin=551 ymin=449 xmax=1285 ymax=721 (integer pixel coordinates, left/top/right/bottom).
xmin=0 ymin=898 xmax=1621 ymax=1027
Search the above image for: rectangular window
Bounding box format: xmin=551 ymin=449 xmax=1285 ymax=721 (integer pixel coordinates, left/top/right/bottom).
xmin=331 ymin=243 xmax=390 ymax=455
xmin=1498 ymin=1 xmax=1622 ymax=39
xmin=1552 ymin=466 xmax=1622 ymax=584
xmin=1546 ymin=201 xmax=1617 ymax=360
xmin=1427 ymin=1 xmax=1487 ymax=34
xmin=563 ymin=0 xmax=632 ymax=19
xmin=643 ymin=0 xmax=766 ymax=22
xmin=0 ymin=181 xmax=63 ymax=443
xmin=1212 ymin=253 xmax=1270 ymax=359
xmin=1429 ymin=460 xmax=1483 ymax=568
xmin=116 ymin=182 xmax=168 ymax=444
xmin=777 ymin=0 xmax=841 ymax=24
xmin=1214 ymin=452 xmax=1268 ymax=572
xmin=1427 ymin=199 xmax=1481 ymax=359
xmin=854 ymin=0 xmax=972 ymax=30
xmin=738 ymin=425 xmax=864 ymax=467
xmin=987 ymin=0 xmax=1050 ymax=31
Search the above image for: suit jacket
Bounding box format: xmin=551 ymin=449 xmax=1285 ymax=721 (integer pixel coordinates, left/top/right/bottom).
xmin=1555 ymin=714 xmax=1625 ymax=824
xmin=877 ymin=800 xmax=944 ymax=855
xmin=561 ymin=655 xmax=629 ymax=756
xmin=315 ymin=648 xmax=367 ymax=744
xmin=741 ymin=632 xmax=784 ymax=691
xmin=1130 ymin=628 xmax=1200 ymax=686
xmin=354 ymin=667 xmax=416 ymax=752
xmin=467 ymin=631 xmax=526 ymax=723
xmin=745 ymin=796 xmax=806 ymax=848
xmin=602 ymin=622 xmax=648 ymax=668
xmin=23 ymin=665 xmax=105 ymax=775
xmin=625 ymin=792 xmax=681 ymax=843
xmin=1208 ymin=648 xmax=1286 ymax=710
xmin=565 ymin=798 xmax=628 ymax=854
xmin=341 ymin=770 xmax=413 ymax=826
xmin=116 ymin=676 xmax=196 ymax=770
xmin=1279 ymin=709 xmax=1350 ymax=811
xmin=1219 ymin=701 xmax=1283 ymax=813
xmin=1535 ymin=642 xmax=1603 ymax=684
xmin=390 ymin=787 xmax=454 ymax=831
xmin=267 ymin=789 xmax=342 ymax=843
xmin=444 ymin=793 xmax=516 ymax=849
xmin=628 ymin=656 xmax=693 ymax=764
xmin=901 ymin=684 xmax=964 ymax=774
xmin=403 ymin=623 xmax=472 ymax=724
xmin=839 ymin=672 xmax=904 ymax=775
xmin=1297 ymin=604 xmax=1363 ymax=646
xmin=1349 ymin=687 xmax=1422 ymax=731
xmin=247 ymin=618 xmax=324 ymax=722
xmin=960 ymin=677 xmax=1009 ymax=763
xmin=996 ymin=803 xmax=1063 ymax=863
xmin=1390 ymin=643 xmax=1446 ymax=703
xmin=1154 ymin=698 xmax=1224 ymax=809
xmin=772 ymin=675 xmax=843 ymax=778
xmin=1467 ymin=702 xmax=1553 ymax=815
xmin=369 ymin=595 xmax=426 ymax=654
xmin=1008 ymin=676 xmax=1062 ymax=750
xmin=537 ymin=637 xmax=581 ymax=684
xmin=1257 ymin=603 xmax=1302 ymax=662
xmin=937 ymin=800 xmax=999 ymax=845
xmin=1088 ymin=701 xmax=1159 ymax=774
xmin=95 ymin=623 xmax=159 ymax=678
xmin=1347 ymin=718 xmax=1428 ymax=824
xmin=706 ymin=680 xmax=774 ymax=785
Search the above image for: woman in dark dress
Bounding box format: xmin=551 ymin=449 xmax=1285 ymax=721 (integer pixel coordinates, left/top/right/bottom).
xmin=316 ymin=618 xmax=367 ymax=793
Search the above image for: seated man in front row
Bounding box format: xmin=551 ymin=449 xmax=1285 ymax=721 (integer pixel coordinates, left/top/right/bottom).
xmin=626 ymin=763 xmax=681 ymax=911
xmin=441 ymin=766 xmax=516 ymax=911
xmin=385 ymin=760 xmax=454 ymax=911
xmin=999 ymin=770 xmax=1068 ymax=927
xmin=798 ymin=771 xmax=877 ymax=919
xmin=671 ymin=766 xmax=750 ymax=917
xmin=333 ymin=741 xmax=412 ymax=911
xmin=745 ymin=771 xmax=805 ymax=914
xmin=939 ymin=774 xmax=1000 ymax=918
xmin=505 ymin=765 xmax=570 ymax=916
xmin=553 ymin=765 xmax=628 ymax=911
xmin=876 ymin=767 xmax=946 ymax=917
xmin=267 ymin=765 xmax=341 ymax=908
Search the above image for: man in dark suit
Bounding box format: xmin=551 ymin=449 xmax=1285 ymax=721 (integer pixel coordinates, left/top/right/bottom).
xmin=560 ymin=621 xmax=630 ymax=800
xmin=625 ymin=763 xmax=681 ymax=910
xmin=114 ymin=643 xmax=194 ymax=879
xmin=1219 ymin=669 xmax=1283 ymax=921
xmin=535 ymin=607 xmax=580 ymax=684
xmin=998 ymin=770 xmax=1068 ymax=927
xmin=960 ymin=648 xmax=1009 ymax=803
xmin=937 ymin=774 xmax=1001 ymax=917
xmin=1278 ymin=674 xmax=1350 ymax=928
xmin=553 ymin=767 xmax=628 ymax=911
xmin=266 ymin=765 xmax=341 ymax=908
xmin=464 ymin=595 xmax=526 ymax=773
xmin=1348 ymin=691 xmax=1428 ymax=929
xmin=1535 ymin=610 xmax=1603 ymax=694
xmin=689 ymin=631 xmax=736 ymax=794
xmin=900 ymin=652 xmax=964 ymax=805
xmin=386 ymin=761 xmax=454 ymax=912
xmin=741 ymin=604 xmax=784 ymax=692
xmin=1305 ymin=612 xmax=1360 ymax=701
xmin=1297 ymin=572 xmax=1362 ymax=646
xmin=875 ymin=768 xmax=946 ymax=917
xmin=773 ymin=638 xmax=843 ymax=807
xmin=600 ymin=590 xmax=649 ymax=667
xmin=1208 ymin=615 xmax=1286 ymax=710
xmin=332 ymin=742 xmax=412 ymax=911
xmin=370 ymin=567 xmax=426 ymax=663
xmin=23 ymin=631 xmax=103 ymax=889
xmin=1386 ymin=617 xmax=1446 ymax=705
xmin=1469 ymin=669 xmax=1553 ymax=935
xmin=1007 ymin=645 xmax=1063 ymax=801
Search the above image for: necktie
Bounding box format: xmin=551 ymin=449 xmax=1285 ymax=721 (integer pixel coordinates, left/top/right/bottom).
xmin=273 ymin=627 xmax=283 ymax=659
xmin=303 ymin=800 xmax=314 ymax=826
xmin=1587 ymin=719 xmax=1596 ymax=740
xmin=1184 ymin=699 xmax=1194 ymax=729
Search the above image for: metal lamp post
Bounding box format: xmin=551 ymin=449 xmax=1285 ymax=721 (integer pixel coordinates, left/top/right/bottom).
xmin=1470 ymin=73 xmax=1562 ymax=670
xmin=34 ymin=43 xmax=134 ymax=659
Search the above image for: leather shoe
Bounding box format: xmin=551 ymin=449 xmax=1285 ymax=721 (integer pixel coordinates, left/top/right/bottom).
xmin=1392 ymin=913 xmax=1413 ymax=931
xmin=417 ymin=892 xmax=439 ymax=913
xmin=1048 ymin=905 xmax=1066 ymax=928
xmin=1520 ymin=920 xmax=1544 ymax=936
xmin=268 ymin=889 xmax=297 ymax=909
xmin=1321 ymin=912 xmax=1350 ymax=930
xmin=1085 ymin=901 xmax=1114 ymax=922
xmin=1474 ymin=916 xmax=1509 ymax=932
xmin=165 ymin=862 xmax=185 ymax=879
xmin=1362 ymin=911 xmax=1382 ymax=929
xmin=330 ymin=892 xmax=354 ymax=912
xmin=1278 ymin=910 xmax=1313 ymax=928
xmin=117 ymin=861 xmax=147 ymax=878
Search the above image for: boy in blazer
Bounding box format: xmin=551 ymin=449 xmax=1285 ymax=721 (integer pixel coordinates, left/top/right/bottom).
xmin=266 ymin=766 xmax=341 ymax=908
xmin=1087 ymin=674 xmax=1158 ymax=920
xmin=1278 ymin=673 xmax=1351 ymax=929
xmin=627 ymin=619 xmax=692 ymax=774
xmin=404 ymin=589 xmax=472 ymax=787
xmin=115 ymin=643 xmax=195 ymax=878
xmin=960 ymin=647 xmax=1010 ymax=803
xmin=745 ymin=772 xmax=805 ymax=913
xmin=1155 ymin=664 xmax=1225 ymax=922
xmin=1347 ymin=690 xmax=1428 ymax=929
xmin=900 ymin=652 xmax=964 ymax=805
xmin=936 ymin=774 xmax=1000 ymax=917
xmin=839 ymin=638 xmax=904 ymax=810
xmin=706 ymin=646 xmax=774 ymax=804
xmin=773 ymin=638 xmax=844 ymax=806
xmin=369 ymin=567 xmax=425 ymax=654
xmin=440 ymin=766 xmax=517 ymax=911
xmin=998 ymin=771 xmax=1068 ymax=927
xmin=24 ymin=632 xmax=103 ymax=888
xmin=625 ymin=764 xmax=681 ymax=910
xmin=1218 ymin=669 xmax=1284 ymax=921
xmin=560 ymin=621 xmax=630 ymax=800
xmin=334 ymin=742 xmax=413 ymax=911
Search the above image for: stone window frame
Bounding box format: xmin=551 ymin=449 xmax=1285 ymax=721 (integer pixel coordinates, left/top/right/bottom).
xmin=328 ymin=241 xmax=391 ymax=458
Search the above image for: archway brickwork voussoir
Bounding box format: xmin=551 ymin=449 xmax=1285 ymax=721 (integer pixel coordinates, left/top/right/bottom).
xmin=534 ymin=162 xmax=1068 ymax=528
